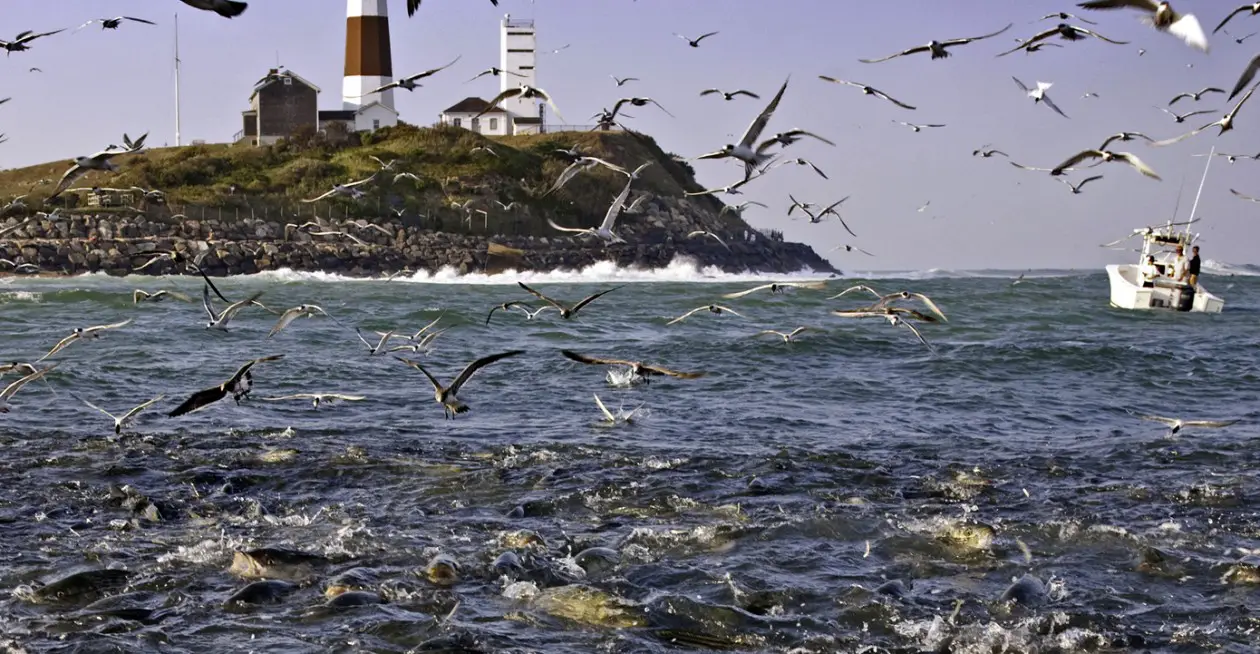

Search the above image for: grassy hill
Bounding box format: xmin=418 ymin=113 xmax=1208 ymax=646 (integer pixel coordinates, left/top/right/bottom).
xmin=0 ymin=123 xmax=735 ymax=237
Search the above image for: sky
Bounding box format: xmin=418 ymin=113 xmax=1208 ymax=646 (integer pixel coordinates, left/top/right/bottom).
xmin=2 ymin=0 xmax=1259 ymax=272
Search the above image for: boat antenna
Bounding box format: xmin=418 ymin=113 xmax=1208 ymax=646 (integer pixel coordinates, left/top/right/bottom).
xmin=1186 ymin=146 xmax=1214 ymax=237
xmin=174 ymin=12 xmax=181 ymax=147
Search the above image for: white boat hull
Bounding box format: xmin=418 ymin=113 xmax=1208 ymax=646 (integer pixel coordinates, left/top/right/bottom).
xmin=1106 ymin=264 xmax=1223 ymax=313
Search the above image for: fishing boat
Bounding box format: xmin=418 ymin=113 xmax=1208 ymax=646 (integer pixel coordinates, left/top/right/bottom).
xmin=1104 ymin=148 xmax=1224 ymax=314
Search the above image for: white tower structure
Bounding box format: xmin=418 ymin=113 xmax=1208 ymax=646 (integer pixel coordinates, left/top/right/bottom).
xmin=500 ymin=16 xmax=538 ymax=122
xmin=343 ymin=0 xmax=395 ymax=113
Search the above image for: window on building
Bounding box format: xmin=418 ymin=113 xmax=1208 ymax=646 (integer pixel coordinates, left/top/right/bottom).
xmin=372 ymin=119 xmax=380 ymax=130
xmin=471 ymin=118 xmax=481 ymax=133
xmin=489 ymin=117 xmax=498 ymax=131
xmin=283 ymin=77 xmax=292 ymax=86
xmin=453 ymin=118 xmax=462 ymax=128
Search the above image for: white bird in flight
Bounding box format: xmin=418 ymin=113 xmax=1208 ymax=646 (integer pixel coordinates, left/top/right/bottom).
xmin=1012 ymin=78 xmax=1068 ymax=118
xmin=1076 ymin=0 xmax=1209 ymax=52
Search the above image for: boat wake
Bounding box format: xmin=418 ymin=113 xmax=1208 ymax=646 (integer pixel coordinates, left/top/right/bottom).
xmin=1202 ymin=259 xmax=1260 ymax=277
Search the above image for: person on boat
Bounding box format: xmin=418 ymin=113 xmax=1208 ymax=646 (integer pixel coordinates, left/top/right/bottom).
xmin=1141 ymin=256 xmax=1159 ymax=287
xmin=1172 ymin=246 xmax=1189 ymax=284
xmin=1188 ymin=245 xmax=1201 ymax=286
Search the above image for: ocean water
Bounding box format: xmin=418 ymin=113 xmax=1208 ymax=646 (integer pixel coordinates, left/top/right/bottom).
xmin=1 ymin=259 xmax=1259 ymax=653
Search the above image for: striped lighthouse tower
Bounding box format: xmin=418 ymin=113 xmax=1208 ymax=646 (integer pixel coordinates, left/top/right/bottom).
xmin=343 ymin=0 xmax=395 ymax=112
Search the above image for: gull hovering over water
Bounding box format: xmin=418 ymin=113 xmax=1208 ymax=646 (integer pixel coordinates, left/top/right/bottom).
xmin=1134 ymin=413 xmax=1239 ymax=435
xmin=476 ymin=85 xmax=565 ymax=122
xmin=818 ymin=76 xmax=916 ymax=110
xmin=354 ymin=56 xmax=460 ymax=95
xmin=355 ymin=328 xmax=395 ymax=355
xmin=1216 ymin=4 xmax=1260 ymax=33
xmin=561 ymin=350 xmax=705 ymax=384
xmin=168 ymin=355 xmax=283 ymax=417
xmin=1059 ymin=175 xmax=1105 ymax=193
xmin=257 ymin=393 xmax=366 ymax=410
xmin=203 ymin=286 xmax=262 ymax=330
xmin=37 ymin=319 xmax=132 ymax=362
xmin=832 ymin=308 xmax=934 ymax=348
xmin=858 ymin=23 xmax=1012 ymax=62
xmin=516 ymin=282 xmax=620 ymax=319
xmin=755 ymin=327 xmax=811 ymax=343
xmin=1051 ymin=150 xmax=1161 ymax=179
xmin=485 ymin=301 xmax=553 ymax=324
xmin=996 ymin=23 xmax=1129 ymax=56
xmin=0 ymin=365 xmax=55 ymax=413
xmin=666 ymin=304 xmax=743 ymax=326
xmin=1077 ymin=0 xmax=1209 ymax=52
xmin=832 ymin=286 xmax=948 ymax=322
xmin=1154 ymin=83 xmax=1259 ymax=145
xmin=75 ymin=393 xmax=164 ymax=435
xmin=674 ymin=31 xmax=719 ymax=47
xmin=0 ymin=29 xmax=65 ymax=55
xmin=76 ymin=17 xmax=156 ymax=32
xmin=178 ymin=0 xmax=248 ymax=18
xmin=694 ymin=77 xmax=790 ymax=180
xmin=700 ymin=88 xmax=760 ymax=101
xmin=268 ymin=304 xmax=328 ymax=338
xmin=1012 ymin=78 xmax=1069 ymax=118
xmin=0 ymin=363 xmax=38 ymax=379
xmin=133 ymin=289 xmax=192 ymax=304
xmin=397 ymin=351 xmax=523 ymax=419
xmin=722 ymin=281 xmax=828 ymax=299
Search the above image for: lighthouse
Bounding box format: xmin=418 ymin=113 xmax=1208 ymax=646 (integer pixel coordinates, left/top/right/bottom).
xmin=343 ymin=0 xmax=396 ymax=120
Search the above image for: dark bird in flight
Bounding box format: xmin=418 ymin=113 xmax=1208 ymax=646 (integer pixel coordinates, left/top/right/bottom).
xmin=168 ymin=355 xmax=283 ymax=417
xmin=177 ymin=0 xmax=247 ymax=19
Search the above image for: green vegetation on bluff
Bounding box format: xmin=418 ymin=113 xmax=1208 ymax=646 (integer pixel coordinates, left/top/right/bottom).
xmin=0 ymin=123 xmax=728 ymax=237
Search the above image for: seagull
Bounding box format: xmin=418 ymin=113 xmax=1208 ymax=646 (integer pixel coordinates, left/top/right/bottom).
xmin=177 ymin=0 xmax=248 ymax=18
xmin=1059 ymin=175 xmax=1105 ymax=193
xmin=818 ymin=76 xmax=916 ymax=109
xmin=894 ymin=121 xmax=946 ymax=132
xmin=996 ymin=23 xmax=1129 ymax=56
xmin=1195 ymin=151 xmax=1259 ymax=163
xmin=1135 ymin=413 xmax=1239 ymax=435
xmin=465 ymin=67 xmax=525 ymax=83
xmin=1077 ymin=0 xmax=1209 ymax=52
xmin=561 ymin=350 xmax=705 ymax=384
xmin=1157 ymin=106 xmax=1216 ymax=123
xmin=1216 ymin=4 xmax=1260 ymax=33
xmin=694 ymin=77 xmax=790 ymax=181
xmin=764 ymin=157 xmax=828 ymax=179
xmin=257 ymin=393 xmax=366 ymax=410
xmin=75 ymin=394 xmax=164 ymax=435
xmin=1154 ymin=83 xmax=1259 ymax=145
xmin=610 ymin=97 xmax=674 ymax=119
xmin=1023 ymin=41 xmax=1067 ymax=53
xmin=686 ymin=230 xmax=731 ymax=250
xmin=683 ymin=173 xmax=762 ymax=197
xmin=674 ymin=31 xmax=719 ymax=47
xmin=396 ymin=351 xmax=523 ymax=419
xmin=0 ymin=365 xmax=55 ymax=413
xmin=756 ymin=128 xmax=837 ymax=151
xmin=831 ymin=244 xmax=875 ymax=256
xmin=543 ymin=157 xmax=609 ymax=196
xmin=801 ymin=197 xmax=857 ymax=236
xmin=168 ymin=355 xmax=283 ymax=417
xmin=486 ymin=301 xmax=553 ymax=324
xmin=666 ymin=304 xmax=743 ymax=325
xmin=1169 ymin=87 xmax=1225 ymax=105
xmin=719 ymin=200 xmax=768 ymax=217
xmin=355 ymin=328 xmax=395 ymax=355
xmin=1012 ymin=78 xmax=1069 ymax=118
xmin=1228 ymin=53 xmax=1260 ymax=99
xmin=1037 ymin=12 xmax=1099 ymax=25
xmin=369 ymin=156 xmax=398 ymax=171
xmin=872 ymin=290 xmax=949 ymax=322
xmin=47 ymin=148 xmax=134 ymax=200
xmin=0 ymin=29 xmax=65 ymax=55
xmin=593 ymin=394 xmax=642 ymax=425
xmin=406 ymin=0 xmax=499 ymax=16
xmin=972 ymin=148 xmax=1009 ymax=158
xmin=268 ymin=304 xmax=328 ymax=338
xmin=1082 ymin=91 xmax=1100 ymax=98
xmin=832 ymin=308 xmax=934 ymax=348
xmin=721 ymin=281 xmax=828 ymax=300
xmin=755 ymin=327 xmax=811 ymax=343
xmin=301 ymin=175 xmax=376 ymax=203
xmin=471 ymin=145 xmax=498 ymax=156
xmin=1051 ymin=150 xmax=1160 ymax=179
xmin=0 ymin=363 xmax=38 ymax=379
xmin=516 ymin=282 xmax=620 ymax=319
xmin=547 ymin=176 xmax=635 ymax=244
xmin=1235 ymin=30 xmax=1260 ymax=43
xmin=75 ymin=17 xmax=156 ymax=32
xmin=700 ymin=88 xmax=761 ymax=101
xmin=1098 ymin=131 xmax=1155 ymax=149
xmin=611 ymin=75 xmax=639 ymax=86
xmin=202 ymin=286 xmax=262 ymax=330
xmin=356 ymin=56 xmax=460 ymax=96
xmin=476 ymin=85 xmax=565 ymax=122
xmin=37 ymin=319 xmax=132 ymax=362
xmin=1230 ymin=188 xmax=1260 ymax=202
xmin=133 ymin=289 xmax=191 ymax=304
xmin=378 ymin=315 xmax=445 ymax=345
xmin=859 ymin=23 xmax=1012 ymax=62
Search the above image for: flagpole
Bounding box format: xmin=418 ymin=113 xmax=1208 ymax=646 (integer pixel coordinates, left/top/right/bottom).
xmin=174 ymin=12 xmax=182 ymax=147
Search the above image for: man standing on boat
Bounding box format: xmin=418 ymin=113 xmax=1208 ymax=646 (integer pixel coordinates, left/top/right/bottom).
xmin=1188 ymin=246 xmax=1201 ymax=287
xmin=1172 ymin=246 xmax=1189 ymax=284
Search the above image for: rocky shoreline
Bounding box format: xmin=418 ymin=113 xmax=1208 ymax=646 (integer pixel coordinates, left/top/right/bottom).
xmin=0 ymin=212 xmax=836 ymax=278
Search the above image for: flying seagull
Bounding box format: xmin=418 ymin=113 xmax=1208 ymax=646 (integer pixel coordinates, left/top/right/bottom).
xmin=694 ymin=77 xmax=790 ymax=181
xmin=610 ymin=96 xmax=674 ymax=119
xmin=700 ymin=88 xmax=760 ymax=101
xmin=1012 ymin=78 xmax=1069 ymax=118
xmin=1157 ymin=106 xmax=1216 ymax=123
xmin=1154 ymin=83 xmax=1259 ymax=146
xmin=257 ymin=393 xmax=366 ymax=410
xmin=1228 ymin=53 xmax=1260 ymax=99
xmin=202 ymin=286 xmax=263 ymax=330
xmin=719 ymin=200 xmax=768 ymax=217
xmin=666 ymin=304 xmax=743 ymax=326
xmin=674 ymin=31 xmax=719 ymax=47
xmin=355 ymin=328 xmax=395 ymax=355
xmin=0 ymin=363 xmax=38 ymax=379
xmin=996 ymin=23 xmax=1129 ymax=56
xmin=1076 ymin=0 xmax=1209 ymax=52
xmin=1230 ymin=188 xmax=1260 ymax=202
xmin=756 ymin=128 xmax=837 ymax=151
xmin=0 ymin=29 xmax=65 ymax=55
xmin=859 ymin=23 xmax=1012 ymax=62
xmin=37 ymin=319 xmax=132 ymax=362
xmin=354 ymin=56 xmax=461 ymax=96
xmin=396 ymin=351 xmax=523 ymax=419
xmin=177 ymin=0 xmax=248 ymax=18
xmin=1059 ymin=175 xmax=1105 ymax=193
xmin=0 ymin=365 xmax=55 ymax=413
xmin=1169 ymin=86 xmax=1225 ymax=105
xmin=76 ymin=17 xmax=156 ymax=32
xmin=611 ymin=75 xmax=639 ymax=86
xmin=515 ymin=282 xmax=620 ymax=319
xmin=973 ymin=147 xmax=1009 ymax=158
xmin=686 ymin=230 xmax=731 ymax=250
xmin=75 ymin=393 xmax=164 ymax=435
xmin=1037 ymin=11 xmax=1099 ymax=25
xmin=168 ymin=355 xmax=284 ymax=417
xmin=893 ymin=121 xmax=946 ymax=132
xmin=1098 ymin=131 xmax=1154 ymax=149
xmin=1052 ymin=149 xmax=1160 ymax=179
xmin=466 ymin=67 xmax=525 ymax=82
xmin=561 ymin=350 xmax=705 ymax=383
xmin=721 ymin=281 xmax=828 ymax=300
xmin=764 ymin=157 xmax=828 ymax=179
xmin=300 ymin=175 xmax=377 ymax=203
xmin=1216 ymin=4 xmax=1260 ymax=33
xmin=832 ymin=308 xmax=934 ymax=348
xmin=47 ymin=147 xmax=137 ymax=200
xmin=1195 ymin=151 xmax=1259 ymax=163
xmin=755 ymin=327 xmax=811 ymax=343
xmin=268 ymin=304 xmax=328 ymax=338
xmin=547 ymin=175 xmax=637 ymax=244
xmin=1135 ymin=413 xmax=1239 ymax=435
xmin=406 ymin=0 xmax=500 ymax=16
xmin=133 ymin=289 xmax=191 ymax=304
xmin=818 ymin=76 xmax=916 ymax=109
xmin=485 ymin=301 xmax=553 ymax=325
xmin=831 ymin=243 xmax=875 ymax=256
xmin=476 ymin=85 xmax=565 ymax=122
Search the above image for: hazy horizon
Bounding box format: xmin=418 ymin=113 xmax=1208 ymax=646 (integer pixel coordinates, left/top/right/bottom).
xmin=3 ymin=0 xmax=1259 ymax=272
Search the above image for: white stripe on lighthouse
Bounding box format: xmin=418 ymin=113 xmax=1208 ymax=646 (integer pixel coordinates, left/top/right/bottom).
xmin=347 ymin=0 xmax=387 ymax=18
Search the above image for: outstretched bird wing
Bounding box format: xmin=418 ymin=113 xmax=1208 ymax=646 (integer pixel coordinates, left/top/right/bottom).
xmin=568 ymin=286 xmax=622 ymax=316
xmin=446 ymin=350 xmax=524 ymax=396
xmin=859 ymin=44 xmax=931 ymax=64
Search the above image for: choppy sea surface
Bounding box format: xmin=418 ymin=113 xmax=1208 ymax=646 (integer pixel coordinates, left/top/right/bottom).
xmin=2 ymin=258 xmax=1260 ymax=653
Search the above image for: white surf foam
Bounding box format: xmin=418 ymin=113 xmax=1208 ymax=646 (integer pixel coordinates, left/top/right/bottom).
xmin=1202 ymin=259 xmax=1260 ymax=277
xmin=843 ymin=268 xmax=1086 ymax=281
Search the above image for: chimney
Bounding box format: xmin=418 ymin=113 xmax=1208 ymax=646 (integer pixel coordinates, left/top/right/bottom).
xmin=343 ymin=0 xmax=394 ymax=112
